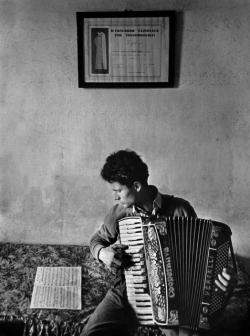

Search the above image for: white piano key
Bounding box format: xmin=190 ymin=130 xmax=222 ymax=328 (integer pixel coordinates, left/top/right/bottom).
xmin=129 ymin=302 xmax=151 ymax=310
xmin=130 ymin=300 xmax=152 ymax=307
xmin=136 ymin=314 xmax=154 ymax=320
xmin=126 ymin=244 xmax=143 ymax=248
xmin=127 ymin=240 xmax=144 ymax=246
xmin=128 ymin=288 xmax=146 ymax=293
xmin=119 ymin=233 xmax=143 ymax=240
xmin=137 ymin=319 xmax=154 ymax=325
xmin=119 ymin=227 xmax=143 ymax=232
xmin=126 ymin=283 xmax=148 ymax=289
xmin=135 ymin=307 xmax=153 ymax=314
xmin=119 ymin=217 xmax=141 ymax=223
xmin=125 ymin=275 xmax=147 ymax=282
xmin=127 ymin=293 xmax=151 ymax=300
xmin=119 ymin=223 xmax=142 ymax=228
xmin=126 ymin=269 xmax=145 ymax=275
xmin=129 ymin=264 xmax=145 ymax=270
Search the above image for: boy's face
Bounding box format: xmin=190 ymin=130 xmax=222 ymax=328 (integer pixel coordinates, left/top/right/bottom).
xmin=110 ymin=182 xmax=137 ymax=208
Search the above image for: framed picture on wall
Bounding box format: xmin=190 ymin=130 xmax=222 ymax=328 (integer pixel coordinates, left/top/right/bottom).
xmin=76 ymin=11 xmax=176 ymax=88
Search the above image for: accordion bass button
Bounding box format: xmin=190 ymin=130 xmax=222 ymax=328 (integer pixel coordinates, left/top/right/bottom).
xmin=211 ymin=239 xmax=217 ymax=247
xmin=202 ymin=306 xmax=208 ymax=314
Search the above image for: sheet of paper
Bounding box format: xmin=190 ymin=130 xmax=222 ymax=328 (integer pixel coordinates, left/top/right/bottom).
xmin=30 ymin=267 xmax=81 ymax=310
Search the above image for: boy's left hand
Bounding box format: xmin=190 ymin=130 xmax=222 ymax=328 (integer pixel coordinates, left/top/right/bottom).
xmin=215 ymin=267 xmax=237 ymax=293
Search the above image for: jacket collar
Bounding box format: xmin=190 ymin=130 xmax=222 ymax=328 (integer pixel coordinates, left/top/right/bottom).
xmin=132 ymin=185 xmax=162 ymax=217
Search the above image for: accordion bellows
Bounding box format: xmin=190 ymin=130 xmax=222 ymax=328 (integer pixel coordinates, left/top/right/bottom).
xmin=118 ymin=216 xmax=235 ymax=331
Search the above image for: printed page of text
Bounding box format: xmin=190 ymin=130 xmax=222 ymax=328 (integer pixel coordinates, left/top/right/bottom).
xmin=30 ymin=267 xmax=81 ymax=310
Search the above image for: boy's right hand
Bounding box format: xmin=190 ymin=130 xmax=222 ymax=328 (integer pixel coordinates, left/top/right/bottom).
xmin=99 ymin=244 xmax=132 ymax=272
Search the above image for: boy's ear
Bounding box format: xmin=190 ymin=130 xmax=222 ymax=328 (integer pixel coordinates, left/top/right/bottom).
xmin=133 ymin=181 xmax=142 ymax=192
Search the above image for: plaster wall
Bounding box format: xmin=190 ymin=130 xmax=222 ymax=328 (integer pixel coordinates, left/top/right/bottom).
xmin=0 ymin=1 xmax=250 ymax=263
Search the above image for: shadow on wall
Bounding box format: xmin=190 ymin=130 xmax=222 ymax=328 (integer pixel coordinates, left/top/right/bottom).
xmin=173 ymin=11 xmax=184 ymax=88
xmin=237 ymin=254 xmax=250 ymax=277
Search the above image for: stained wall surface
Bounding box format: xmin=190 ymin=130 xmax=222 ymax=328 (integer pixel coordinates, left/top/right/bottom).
xmin=0 ymin=1 xmax=250 ymax=265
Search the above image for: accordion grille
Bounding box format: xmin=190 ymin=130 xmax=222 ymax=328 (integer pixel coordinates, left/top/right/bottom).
xmin=165 ymin=217 xmax=212 ymax=329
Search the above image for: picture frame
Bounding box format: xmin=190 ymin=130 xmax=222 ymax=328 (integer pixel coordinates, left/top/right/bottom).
xmin=76 ymin=11 xmax=176 ymax=88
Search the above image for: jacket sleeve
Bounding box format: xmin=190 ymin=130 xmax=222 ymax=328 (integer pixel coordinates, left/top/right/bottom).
xmin=89 ymin=205 xmax=122 ymax=260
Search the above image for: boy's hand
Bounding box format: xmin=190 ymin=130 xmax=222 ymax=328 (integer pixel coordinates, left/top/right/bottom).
xmin=99 ymin=244 xmax=132 ymax=272
xmin=215 ymin=267 xmax=237 ymax=293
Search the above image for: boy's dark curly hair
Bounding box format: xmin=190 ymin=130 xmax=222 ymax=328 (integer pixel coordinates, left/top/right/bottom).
xmin=100 ymin=149 xmax=149 ymax=187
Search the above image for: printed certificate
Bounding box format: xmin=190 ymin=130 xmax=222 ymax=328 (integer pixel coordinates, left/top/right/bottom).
xmin=77 ymin=12 xmax=175 ymax=87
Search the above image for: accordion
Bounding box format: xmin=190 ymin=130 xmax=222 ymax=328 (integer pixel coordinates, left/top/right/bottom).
xmin=118 ymin=216 xmax=236 ymax=331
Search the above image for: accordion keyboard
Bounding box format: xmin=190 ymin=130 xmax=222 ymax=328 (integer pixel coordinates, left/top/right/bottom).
xmin=119 ymin=217 xmax=154 ymax=325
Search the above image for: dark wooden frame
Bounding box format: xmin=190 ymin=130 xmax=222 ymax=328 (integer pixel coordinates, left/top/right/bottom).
xmin=76 ymin=11 xmax=176 ymax=88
